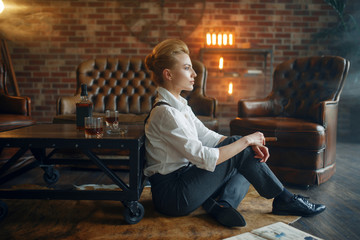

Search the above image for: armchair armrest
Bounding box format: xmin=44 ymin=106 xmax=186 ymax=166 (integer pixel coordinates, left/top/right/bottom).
xmin=319 ymin=100 xmax=338 ymax=128
xmin=0 ymin=94 xmax=31 ymax=116
xmin=299 ymin=100 xmax=338 ymax=127
xmin=56 ymin=95 xmax=81 ymax=115
xmin=320 ymin=100 xmax=339 ymax=166
xmin=188 ymin=95 xmax=217 ymax=118
xmin=238 ymin=97 xmax=274 ymax=117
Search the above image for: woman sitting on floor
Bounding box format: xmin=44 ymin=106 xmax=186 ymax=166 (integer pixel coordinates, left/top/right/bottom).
xmin=143 ymin=39 xmax=325 ymax=227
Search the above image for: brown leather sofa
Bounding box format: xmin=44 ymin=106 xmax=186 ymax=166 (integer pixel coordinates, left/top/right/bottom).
xmin=0 ymin=61 xmax=35 ymax=132
xmin=230 ymin=56 xmax=350 ymax=186
xmin=53 ymin=58 xmax=218 ymax=131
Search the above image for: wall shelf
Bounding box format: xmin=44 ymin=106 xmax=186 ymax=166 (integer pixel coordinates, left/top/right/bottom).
xmin=199 ymin=48 xmax=274 ymax=94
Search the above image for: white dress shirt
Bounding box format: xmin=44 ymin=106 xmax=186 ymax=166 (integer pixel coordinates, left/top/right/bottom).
xmin=144 ymin=87 xmax=224 ymax=177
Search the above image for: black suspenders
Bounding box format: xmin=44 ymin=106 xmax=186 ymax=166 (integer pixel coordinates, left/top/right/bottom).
xmin=144 ymin=101 xmax=171 ymax=125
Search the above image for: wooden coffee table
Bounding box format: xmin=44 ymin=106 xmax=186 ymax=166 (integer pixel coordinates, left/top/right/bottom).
xmin=0 ymin=123 xmax=146 ymax=224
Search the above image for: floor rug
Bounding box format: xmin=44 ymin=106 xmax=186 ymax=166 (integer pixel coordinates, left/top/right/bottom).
xmin=0 ymin=185 xmax=299 ymax=240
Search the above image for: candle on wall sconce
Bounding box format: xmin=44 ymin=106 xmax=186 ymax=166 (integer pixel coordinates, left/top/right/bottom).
xmin=223 ymin=33 xmax=228 ymax=46
xmin=212 ymin=33 xmax=217 ymax=46
xmin=228 ymin=82 xmax=233 ymax=95
xmin=227 ymin=82 xmax=234 ymax=102
xmin=217 ymin=34 xmax=222 ymax=47
xmin=206 ymin=32 xmax=211 ymax=46
xmin=205 ymin=30 xmax=235 ymax=47
xmin=219 ymin=57 xmax=224 ymax=70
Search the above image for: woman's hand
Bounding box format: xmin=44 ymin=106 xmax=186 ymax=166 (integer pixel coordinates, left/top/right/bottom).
xmin=217 ymin=132 xmax=270 ymax=165
xmin=252 ymin=145 xmax=270 ymax=162
xmin=244 ymin=132 xmax=270 ymax=162
xmin=243 ymin=132 xmax=266 ymax=146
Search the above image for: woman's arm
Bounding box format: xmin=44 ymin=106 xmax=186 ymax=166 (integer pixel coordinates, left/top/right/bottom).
xmin=217 ymin=132 xmax=269 ymax=165
xmin=217 ymin=136 xmax=227 ymax=144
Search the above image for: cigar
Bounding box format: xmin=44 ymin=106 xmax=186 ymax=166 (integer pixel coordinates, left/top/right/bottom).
xmin=265 ymin=137 xmax=277 ymax=142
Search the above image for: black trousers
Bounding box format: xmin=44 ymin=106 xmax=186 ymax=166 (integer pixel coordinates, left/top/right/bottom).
xmin=149 ymin=136 xmax=284 ymax=216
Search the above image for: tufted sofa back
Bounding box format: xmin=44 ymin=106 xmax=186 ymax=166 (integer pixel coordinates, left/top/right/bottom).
xmin=76 ymin=58 xmax=157 ymax=114
xmin=74 ymin=57 xmax=213 ymax=116
xmin=268 ymin=56 xmax=349 ymax=123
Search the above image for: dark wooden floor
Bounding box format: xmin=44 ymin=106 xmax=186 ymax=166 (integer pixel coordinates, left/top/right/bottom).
xmin=289 ymin=141 xmax=360 ymax=240
xmin=1 ymin=141 xmax=360 ymax=239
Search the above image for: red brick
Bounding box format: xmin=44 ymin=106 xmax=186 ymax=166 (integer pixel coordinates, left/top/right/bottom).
xmin=24 ymin=66 xmax=40 ymax=71
xmin=257 ymin=21 xmax=274 ymax=26
xmin=250 ymin=4 xmax=266 ymax=9
xmin=13 ymin=48 xmax=30 ymax=54
xmin=70 ymin=25 xmax=87 ymax=31
xmin=51 ymin=72 xmax=68 ymax=77
xmin=33 ymin=72 xmax=50 ymax=78
xmin=51 ymin=37 xmax=68 ymax=42
xmin=258 ymin=10 xmax=275 ymax=15
xmin=61 ymin=19 xmax=78 ymax=25
xmin=214 ymin=3 xmax=232 ymax=8
xmin=70 ymin=2 xmax=84 ymax=7
xmin=53 ymin=25 xmax=69 ymax=31
xmin=250 ymin=15 xmax=267 ymax=21
xmin=89 ymin=2 xmax=105 ymax=7
xmin=59 ymin=31 xmax=76 ymax=36
xmin=88 ymin=14 xmax=105 ymax=19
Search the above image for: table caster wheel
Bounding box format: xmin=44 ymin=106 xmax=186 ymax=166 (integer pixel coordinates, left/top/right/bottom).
xmin=0 ymin=200 xmax=8 ymax=222
xmin=43 ymin=167 xmax=60 ymax=184
xmin=123 ymin=202 xmax=144 ymax=224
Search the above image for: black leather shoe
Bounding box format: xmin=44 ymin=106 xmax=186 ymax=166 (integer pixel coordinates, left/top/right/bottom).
xmin=203 ymin=198 xmax=246 ymax=227
xmin=272 ymin=194 xmax=326 ymax=217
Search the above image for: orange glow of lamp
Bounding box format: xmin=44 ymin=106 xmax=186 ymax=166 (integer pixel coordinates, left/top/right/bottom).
xmin=206 ymin=32 xmax=211 ymax=46
xmin=228 ymin=82 xmax=233 ymax=95
xmin=217 ymin=33 xmax=222 ymax=47
xmin=0 ymin=0 xmax=4 ymax=14
xmin=219 ymin=57 xmax=224 ymax=70
xmin=223 ymin=33 xmax=228 ymax=46
xmin=212 ymin=33 xmax=217 ymax=46
xmin=229 ymin=33 xmax=233 ymax=46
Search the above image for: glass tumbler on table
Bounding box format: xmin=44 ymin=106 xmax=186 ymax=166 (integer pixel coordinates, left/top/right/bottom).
xmin=105 ymin=110 xmax=119 ymax=134
xmin=84 ymin=117 xmax=104 ymax=138
xmin=105 ymin=110 xmax=127 ymax=135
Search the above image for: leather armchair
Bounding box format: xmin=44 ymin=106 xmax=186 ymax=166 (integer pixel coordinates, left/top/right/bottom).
xmin=230 ymin=56 xmax=350 ymax=186
xmin=0 ymin=60 xmax=35 ymax=132
xmin=53 ymin=58 xmax=218 ymax=131
xmin=0 ymin=60 xmax=36 ymax=183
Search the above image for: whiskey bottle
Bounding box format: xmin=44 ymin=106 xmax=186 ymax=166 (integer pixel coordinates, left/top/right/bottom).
xmin=76 ymin=84 xmax=93 ymax=130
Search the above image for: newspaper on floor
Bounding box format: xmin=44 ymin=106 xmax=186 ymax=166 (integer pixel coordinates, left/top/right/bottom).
xmin=223 ymin=222 xmax=323 ymax=240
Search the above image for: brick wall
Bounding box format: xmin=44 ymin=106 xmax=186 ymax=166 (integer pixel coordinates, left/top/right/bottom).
xmin=0 ymin=0 xmax=346 ymax=133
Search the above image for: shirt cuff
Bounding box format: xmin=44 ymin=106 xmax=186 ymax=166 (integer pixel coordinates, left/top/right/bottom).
xmin=203 ymin=147 xmax=219 ymax=172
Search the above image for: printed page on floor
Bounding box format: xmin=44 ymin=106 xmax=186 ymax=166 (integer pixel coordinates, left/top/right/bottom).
xmin=224 ymin=222 xmax=323 ymax=240
xmin=224 ymin=232 xmax=266 ymax=240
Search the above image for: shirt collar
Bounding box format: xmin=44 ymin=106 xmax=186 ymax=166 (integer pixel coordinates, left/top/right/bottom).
xmin=156 ymin=87 xmax=188 ymax=111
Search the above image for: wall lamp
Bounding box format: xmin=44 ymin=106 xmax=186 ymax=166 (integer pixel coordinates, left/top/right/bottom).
xmin=0 ymin=0 xmax=4 ymax=14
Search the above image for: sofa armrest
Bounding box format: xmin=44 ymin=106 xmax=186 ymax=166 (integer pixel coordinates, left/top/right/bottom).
xmin=0 ymin=94 xmax=31 ymax=116
xmin=188 ymin=95 xmax=217 ymax=118
xmin=238 ymin=98 xmax=274 ymax=117
xmin=56 ymin=95 xmax=81 ymax=115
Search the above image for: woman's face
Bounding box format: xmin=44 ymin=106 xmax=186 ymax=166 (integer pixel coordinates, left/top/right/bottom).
xmin=169 ymin=53 xmax=197 ymax=92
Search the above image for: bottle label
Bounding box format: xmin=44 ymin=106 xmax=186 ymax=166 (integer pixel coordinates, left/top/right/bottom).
xmin=76 ymin=104 xmax=93 ymax=128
